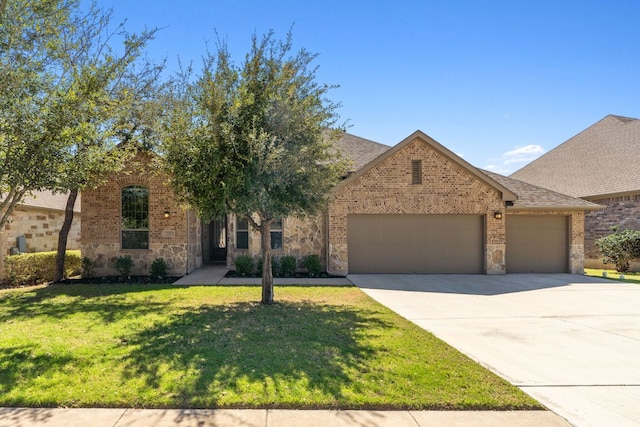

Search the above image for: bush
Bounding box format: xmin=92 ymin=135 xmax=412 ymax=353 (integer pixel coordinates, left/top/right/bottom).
xmin=304 ymin=254 xmax=323 ymax=277
xmin=4 ymin=250 xmax=82 ymax=286
xmin=114 ymin=255 xmax=134 ymax=277
xmin=81 ymin=257 xmax=95 ymax=279
xmin=595 ymin=227 xmax=640 ymax=272
xmin=234 ymin=255 xmax=255 ymax=277
xmin=279 ymin=255 xmax=297 ymax=277
xmin=149 ymin=258 xmax=168 ymax=278
xmin=257 ymin=257 xmax=278 ymax=277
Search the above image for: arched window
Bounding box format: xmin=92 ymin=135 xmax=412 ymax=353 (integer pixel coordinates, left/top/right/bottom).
xmin=121 ymin=185 xmax=149 ymax=249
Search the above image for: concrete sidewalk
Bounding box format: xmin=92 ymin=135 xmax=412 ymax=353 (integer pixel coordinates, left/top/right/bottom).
xmin=173 ymin=265 xmax=353 ymax=286
xmin=0 ymin=408 xmax=571 ymax=427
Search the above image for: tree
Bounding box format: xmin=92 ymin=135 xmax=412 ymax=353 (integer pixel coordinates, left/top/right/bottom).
xmin=162 ymin=31 xmax=347 ymax=304
xmin=0 ymin=0 xmax=163 ymax=281
xmin=595 ymin=226 xmax=640 ymax=272
xmin=49 ymin=3 xmax=164 ymax=282
xmin=0 ymin=0 xmax=75 ymax=227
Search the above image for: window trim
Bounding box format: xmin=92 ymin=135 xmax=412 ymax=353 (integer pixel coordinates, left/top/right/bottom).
xmin=121 ymin=185 xmax=149 ymax=250
xmin=236 ymin=216 xmax=249 ymax=250
xmin=270 ymin=218 xmax=283 ymax=251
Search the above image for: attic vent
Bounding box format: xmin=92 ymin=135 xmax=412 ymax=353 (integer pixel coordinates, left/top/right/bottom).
xmin=411 ymin=160 xmax=422 ymax=184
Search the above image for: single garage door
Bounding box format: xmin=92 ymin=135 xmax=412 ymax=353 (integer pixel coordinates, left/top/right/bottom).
xmin=347 ymin=214 xmax=483 ymax=274
xmin=506 ymin=215 xmax=568 ymax=273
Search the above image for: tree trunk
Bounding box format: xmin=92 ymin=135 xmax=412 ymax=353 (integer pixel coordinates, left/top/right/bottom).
xmin=260 ymin=220 xmax=274 ymax=304
xmin=54 ymin=189 xmax=78 ymax=282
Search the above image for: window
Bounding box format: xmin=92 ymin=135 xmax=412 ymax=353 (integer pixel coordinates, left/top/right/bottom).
xmin=121 ymin=186 xmax=149 ymax=249
xmin=271 ymin=219 xmax=283 ymax=250
xmin=236 ymin=217 xmax=249 ymax=249
xmin=411 ymin=160 xmax=422 ymax=184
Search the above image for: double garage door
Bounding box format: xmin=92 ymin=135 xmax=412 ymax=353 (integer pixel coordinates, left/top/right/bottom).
xmin=347 ymin=214 xmax=568 ymax=274
xmin=347 ymin=214 xmax=484 ymax=274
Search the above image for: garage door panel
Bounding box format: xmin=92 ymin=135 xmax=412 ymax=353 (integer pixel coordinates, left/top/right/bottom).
xmin=506 ymin=216 xmax=568 ymax=273
xmin=348 ymin=214 xmax=483 ymax=274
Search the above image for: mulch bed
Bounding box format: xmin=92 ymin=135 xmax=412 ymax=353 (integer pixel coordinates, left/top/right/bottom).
xmin=57 ymin=275 xmax=181 ymax=285
xmin=224 ymin=270 xmax=341 ymax=279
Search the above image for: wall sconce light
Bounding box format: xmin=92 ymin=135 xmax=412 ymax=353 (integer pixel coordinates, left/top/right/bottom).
xmin=164 ymin=211 xmax=171 ymax=219
xmin=493 ymin=211 xmax=503 ymax=220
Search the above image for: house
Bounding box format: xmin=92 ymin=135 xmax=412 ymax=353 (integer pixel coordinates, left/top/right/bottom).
xmin=511 ymin=114 xmax=640 ymax=269
xmin=81 ymin=131 xmax=599 ymax=277
xmin=0 ymin=191 xmax=82 ymax=280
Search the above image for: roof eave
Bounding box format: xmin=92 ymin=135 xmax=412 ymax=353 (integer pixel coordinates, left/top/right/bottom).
xmin=507 ymin=204 xmax=606 ymax=212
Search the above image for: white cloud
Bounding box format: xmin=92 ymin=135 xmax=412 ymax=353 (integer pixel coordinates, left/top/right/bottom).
xmin=484 ymin=144 xmax=546 ymax=175
xmin=502 ymin=144 xmax=545 ymax=165
xmin=483 ymin=164 xmax=511 ymax=175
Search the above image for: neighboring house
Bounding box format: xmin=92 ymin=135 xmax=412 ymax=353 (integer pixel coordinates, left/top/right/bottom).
xmin=82 ymin=131 xmax=599 ymax=277
xmin=511 ymin=114 xmax=639 ymax=269
xmin=0 ymin=191 xmax=82 ymax=280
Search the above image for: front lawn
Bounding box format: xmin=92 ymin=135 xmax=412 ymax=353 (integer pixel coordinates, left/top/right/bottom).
xmin=0 ymin=284 xmax=539 ymax=409
xmin=585 ymin=268 xmax=640 ymax=283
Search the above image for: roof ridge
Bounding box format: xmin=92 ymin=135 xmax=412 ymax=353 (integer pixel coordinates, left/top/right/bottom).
xmin=607 ymin=114 xmax=638 ymax=124
xmin=510 ymin=114 xmax=629 ymax=177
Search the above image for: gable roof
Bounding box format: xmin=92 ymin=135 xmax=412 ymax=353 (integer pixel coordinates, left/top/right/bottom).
xmin=334 ymin=132 xmax=391 ymax=172
xmin=510 ymin=115 xmax=640 ymax=198
xmin=334 ymin=130 xmax=600 ymax=211
xmin=482 ymin=170 xmax=603 ymax=211
xmin=336 ymin=130 xmax=518 ymax=202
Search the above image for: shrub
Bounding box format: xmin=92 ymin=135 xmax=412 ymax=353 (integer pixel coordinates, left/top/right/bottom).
xmin=81 ymin=257 xmax=95 ymax=279
xmin=149 ymin=258 xmax=168 ymax=278
xmin=257 ymin=257 xmax=278 ymax=277
xmin=595 ymin=227 xmax=640 ymax=272
xmin=234 ymin=255 xmax=255 ymax=277
xmin=304 ymin=254 xmax=323 ymax=277
xmin=279 ymin=255 xmax=297 ymax=277
xmin=4 ymin=250 xmax=82 ymax=286
xmin=114 ymin=255 xmax=134 ymax=277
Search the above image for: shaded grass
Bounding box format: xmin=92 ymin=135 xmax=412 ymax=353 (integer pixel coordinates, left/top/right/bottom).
xmin=0 ymin=284 xmax=540 ymax=409
xmin=585 ymin=268 xmax=640 ymax=284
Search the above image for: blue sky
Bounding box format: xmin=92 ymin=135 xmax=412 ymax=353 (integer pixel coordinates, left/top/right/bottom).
xmin=104 ymin=0 xmax=640 ymax=175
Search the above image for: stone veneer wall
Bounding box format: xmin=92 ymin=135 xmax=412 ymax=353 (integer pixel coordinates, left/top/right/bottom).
xmin=507 ymin=210 xmax=585 ymax=274
xmin=82 ymin=152 xmax=201 ymax=277
xmin=328 ymin=137 xmax=506 ymax=275
xmin=226 ymin=213 xmax=327 ymax=271
xmin=583 ymin=194 xmax=640 ymax=270
xmin=0 ymin=206 xmax=81 ymax=280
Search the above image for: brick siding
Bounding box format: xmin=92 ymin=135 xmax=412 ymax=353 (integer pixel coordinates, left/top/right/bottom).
xmin=81 ymin=152 xmax=201 ymax=276
xmin=328 ymin=137 xmax=506 ymax=275
xmin=584 ymin=194 xmax=640 ymax=270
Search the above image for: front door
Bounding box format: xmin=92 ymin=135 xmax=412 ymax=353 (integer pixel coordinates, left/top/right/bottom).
xmin=209 ymin=218 xmax=227 ymax=263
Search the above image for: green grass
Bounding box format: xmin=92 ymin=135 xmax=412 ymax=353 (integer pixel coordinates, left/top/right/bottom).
xmin=0 ymin=283 xmax=540 ymax=410
xmin=585 ymin=268 xmax=640 ymax=283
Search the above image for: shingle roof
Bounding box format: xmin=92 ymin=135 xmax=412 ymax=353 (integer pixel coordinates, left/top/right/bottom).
xmin=510 ymin=115 xmax=640 ymax=198
xmin=482 ymin=170 xmax=602 ymax=210
xmin=20 ymin=191 xmax=81 ymax=213
xmin=334 ymin=132 xmax=391 ymax=172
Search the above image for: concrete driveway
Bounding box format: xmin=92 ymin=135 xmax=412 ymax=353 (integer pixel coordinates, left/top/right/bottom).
xmin=348 ymin=274 xmax=640 ymax=427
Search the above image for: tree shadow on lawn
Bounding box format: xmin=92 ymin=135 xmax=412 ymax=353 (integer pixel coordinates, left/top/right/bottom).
xmin=122 ymin=300 xmax=392 ymax=408
xmin=0 ymin=283 xmax=178 ymax=323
